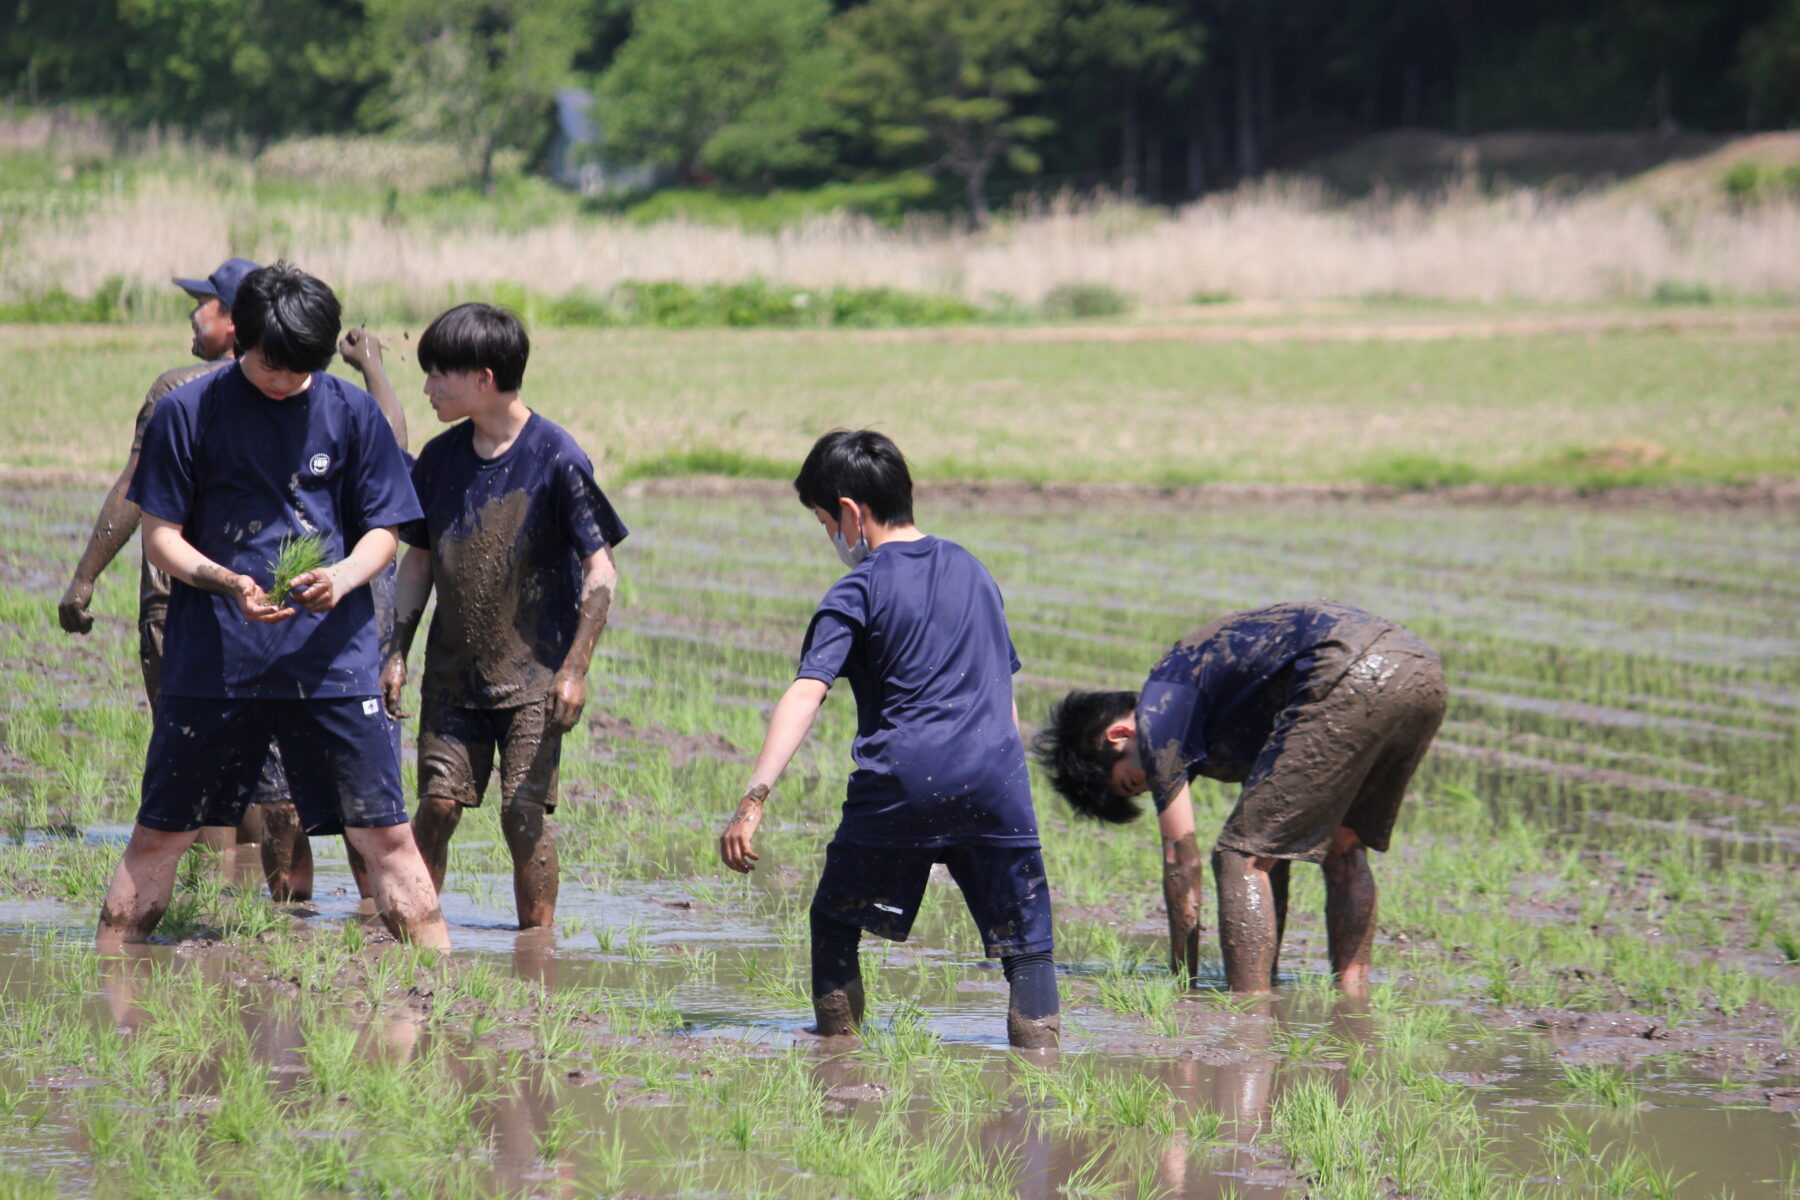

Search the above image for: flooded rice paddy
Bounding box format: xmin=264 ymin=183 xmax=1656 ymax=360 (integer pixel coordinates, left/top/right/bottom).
xmin=0 ymin=480 xmax=1797 ymax=1198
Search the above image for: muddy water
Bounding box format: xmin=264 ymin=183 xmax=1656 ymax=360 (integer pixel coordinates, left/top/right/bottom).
xmin=5 ymin=866 xmax=1795 ymax=1198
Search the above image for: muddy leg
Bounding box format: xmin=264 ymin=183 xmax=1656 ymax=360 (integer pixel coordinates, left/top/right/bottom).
xmin=411 ymin=796 xmax=463 ymax=894
xmin=809 ymin=907 xmax=865 ymax=1037
xmin=97 ymin=824 xmax=200 ymax=951
xmin=258 ymin=802 xmax=314 ymax=902
xmin=1213 ymin=847 xmax=1281 ymax=994
xmin=194 ymin=825 xmax=235 ymax=886
xmin=1001 ymin=949 xmax=1060 ymax=1049
xmin=344 ymin=838 xmax=373 ymax=901
xmin=501 ymin=801 xmax=558 ymax=930
xmin=236 ymin=804 xmax=266 ymax=848
xmin=345 ymin=823 xmax=450 ymax=951
xmin=1268 ymin=858 xmax=1291 ymax=988
xmin=1322 ymin=827 xmax=1376 ymax=989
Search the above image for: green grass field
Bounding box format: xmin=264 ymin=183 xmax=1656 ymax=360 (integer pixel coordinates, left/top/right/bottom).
xmin=4 ymin=316 xmax=1799 ymax=489
xmin=1 ymin=317 xmax=1798 ymax=1197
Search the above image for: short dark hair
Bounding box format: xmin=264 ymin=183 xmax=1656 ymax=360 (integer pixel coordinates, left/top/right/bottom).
xmin=231 ymin=261 xmax=342 ymax=374
xmin=1031 ymin=690 xmax=1143 ymax=823
xmin=793 ymin=430 xmax=914 ymax=523
xmin=418 ymin=303 xmax=530 ymax=392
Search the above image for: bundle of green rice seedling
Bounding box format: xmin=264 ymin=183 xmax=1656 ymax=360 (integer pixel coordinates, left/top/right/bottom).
xmin=267 ymin=532 xmax=330 ymax=605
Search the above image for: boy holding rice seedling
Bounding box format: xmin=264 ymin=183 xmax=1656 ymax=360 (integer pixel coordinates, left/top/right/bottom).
xmin=381 ymin=303 xmax=626 ymax=931
xmin=718 ymin=430 xmax=1060 ymax=1049
xmin=97 ymin=261 xmax=447 ymax=952
xmin=1033 ymin=602 xmax=1446 ymax=995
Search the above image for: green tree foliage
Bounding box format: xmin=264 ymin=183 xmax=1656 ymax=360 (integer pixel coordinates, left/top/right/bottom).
xmin=598 ymin=0 xmax=843 ymax=187
xmin=1053 ymin=0 xmax=1202 ymax=195
xmin=364 ymin=0 xmax=594 ymax=192
xmin=1739 ymin=0 xmax=1800 ymax=124
xmin=3 ymin=0 xmax=374 ymax=140
xmin=832 ymin=0 xmax=1058 ymax=225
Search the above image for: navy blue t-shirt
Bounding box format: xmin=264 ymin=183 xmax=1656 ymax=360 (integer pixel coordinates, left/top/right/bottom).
xmin=1138 ymin=601 xmax=1396 ymax=811
xmin=401 ymin=414 xmax=627 ymax=708
xmin=797 ymin=536 xmax=1039 ymax=849
xmin=128 ymin=364 xmax=422 ymax=699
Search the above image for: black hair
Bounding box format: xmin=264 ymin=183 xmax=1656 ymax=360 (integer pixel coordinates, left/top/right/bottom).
xmin=231 ymin=261 xmax=342 ymax=374
xmin=418 ymin=303 xmax=530 ymax=392
xmin=1031 ymin=690 xmax=1143 ymax=824
xmin=793 ymin=429 xmax=914 ymax=524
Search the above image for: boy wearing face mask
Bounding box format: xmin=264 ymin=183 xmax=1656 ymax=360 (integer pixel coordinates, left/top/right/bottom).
xmin=718 ymin=429 xmax=1059 ymax=1049
xmin=382 ymin=303 xmax=626 ymax=931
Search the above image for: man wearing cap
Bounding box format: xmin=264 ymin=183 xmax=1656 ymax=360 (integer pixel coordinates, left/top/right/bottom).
xmin=58 ymin=262 xmax=410 ymax=899
xmin=60 ymin=259 xmax=261 ymax=859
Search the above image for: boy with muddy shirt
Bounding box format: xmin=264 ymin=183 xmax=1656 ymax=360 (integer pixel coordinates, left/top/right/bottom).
xmin=718 ymin=430 xmax=1060 ymax=1049
xmin=95 ymin=261 xmax=447 ymax=952
xmin=1034 ymin=602 xmax=1446 ymax=995
xmin=382 ymin=303 xmax=625 ymax=931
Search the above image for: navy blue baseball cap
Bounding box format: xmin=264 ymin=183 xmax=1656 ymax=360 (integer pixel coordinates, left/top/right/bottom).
xmin=172 ymin=257 xmax=260 ymax=310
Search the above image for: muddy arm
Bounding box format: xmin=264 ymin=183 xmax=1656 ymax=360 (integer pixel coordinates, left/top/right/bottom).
xmin=1158 ymin=785 xmax=1205 ymax=987
xmin=382 ymin=546 xmax=433 ymax=718
xmin=59 ymin=450 xmax=143 ymax=633
xmin=546 ymin=543 xmax=619 ymax=733
xmin=720 ymin=677 xmax=830 ymax=872
xmin=340 ymin=328 xmax=407 ymax=451
xmin=141 ymin=515 xmax=287 ymax=624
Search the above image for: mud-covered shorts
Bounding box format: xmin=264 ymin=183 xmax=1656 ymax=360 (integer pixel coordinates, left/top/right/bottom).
xmin=812 ymin=842 xmax=1054 ymax=958
xmin=137 ymin=696 xmax=406 ymax=834
xmin=417 ymin=698 xmax=561 ymax=813
xmin=1217 ymin=628 xmax=1447 ymax=863
xmin=139 ymin=612 xmax=292 ymax=809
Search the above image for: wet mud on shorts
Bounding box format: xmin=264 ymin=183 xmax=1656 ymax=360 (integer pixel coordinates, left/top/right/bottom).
xmin=812 ymin=841 xmax=1054 ymax=958
xmin=1217 ymin=628 xmax=1448 ymax=863
xmin=138 ymin=696 xmax=407 ymax=834
xmin=417 ymin=698 xmax=561 ymax=813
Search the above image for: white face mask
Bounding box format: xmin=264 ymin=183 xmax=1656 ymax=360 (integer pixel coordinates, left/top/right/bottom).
xmin=832 ymin=526 xmax=870 ymax=568
xmin=832 ymin=507 xmax=870 ymax=567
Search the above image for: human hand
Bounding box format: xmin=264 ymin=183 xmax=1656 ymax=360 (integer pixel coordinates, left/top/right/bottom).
xmin=58 ymin=577 xmax=96 ymax=634
xmin=339 ymin=326 xmax=384 ymax=371
xmin=719 ymin=784 xmax=767 ymax=873
xmin=236 ymin=576 xmax=295 ymax=624
xmin=289 ymin=566 xmax=346 ymax=614
xmin=381 ymin=653 xmax=410 ymax=719
xmin=547 ymin=669 xmax=586 ymax=733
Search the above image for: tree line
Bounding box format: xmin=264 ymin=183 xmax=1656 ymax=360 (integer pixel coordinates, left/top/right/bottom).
xmin=6 ymin=0 xmax=1799 ymax=219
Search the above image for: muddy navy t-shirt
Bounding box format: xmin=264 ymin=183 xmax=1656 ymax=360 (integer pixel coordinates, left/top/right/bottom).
xmin=401 ymin=414 xmax=627 ymax=709
xmin=1137 ymin=601 xmax=1397 ymax=811
xmin=796 ymin=537 xmax=1039 ymax=849
xmin=129 ymin=363 xmax=421 ymax=699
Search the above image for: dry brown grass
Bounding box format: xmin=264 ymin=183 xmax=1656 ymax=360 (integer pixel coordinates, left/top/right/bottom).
xmin=6 ymin=169 xmax=1798 ymax=310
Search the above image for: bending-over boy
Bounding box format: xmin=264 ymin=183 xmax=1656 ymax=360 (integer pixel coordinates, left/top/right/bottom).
xmin=96 ymin=261 xmax=447 ymax=951
xmin=718 ymin=430 xmax=1059 ymax=1049
xmin=383 ymin=304 xmax=625 ymax=930
xmin=1034 ymin=601 xmax=1445 ymax=994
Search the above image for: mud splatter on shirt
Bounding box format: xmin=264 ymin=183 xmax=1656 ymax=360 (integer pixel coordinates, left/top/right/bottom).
xmin=402 ymin=413 xmax=626 ymax=709
xmin=1137 ymin=601 xmax=1396 ymax=811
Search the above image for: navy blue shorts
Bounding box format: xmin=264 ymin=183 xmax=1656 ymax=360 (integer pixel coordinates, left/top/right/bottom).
xmin=139 ymin=696 xmax=407 ymax=835
xmin=812 ymin=842 xmax=1054 ymax=958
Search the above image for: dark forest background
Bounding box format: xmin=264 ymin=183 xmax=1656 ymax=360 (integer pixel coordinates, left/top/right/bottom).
xmin=6 ymin=0 xmax=1799 ymax=218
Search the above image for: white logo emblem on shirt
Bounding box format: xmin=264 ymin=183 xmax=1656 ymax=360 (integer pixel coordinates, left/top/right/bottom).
xmin=309 ymin=453 xmax=331 ymax=476
xmin=362 ymin=698 xmax=381 ymax=716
